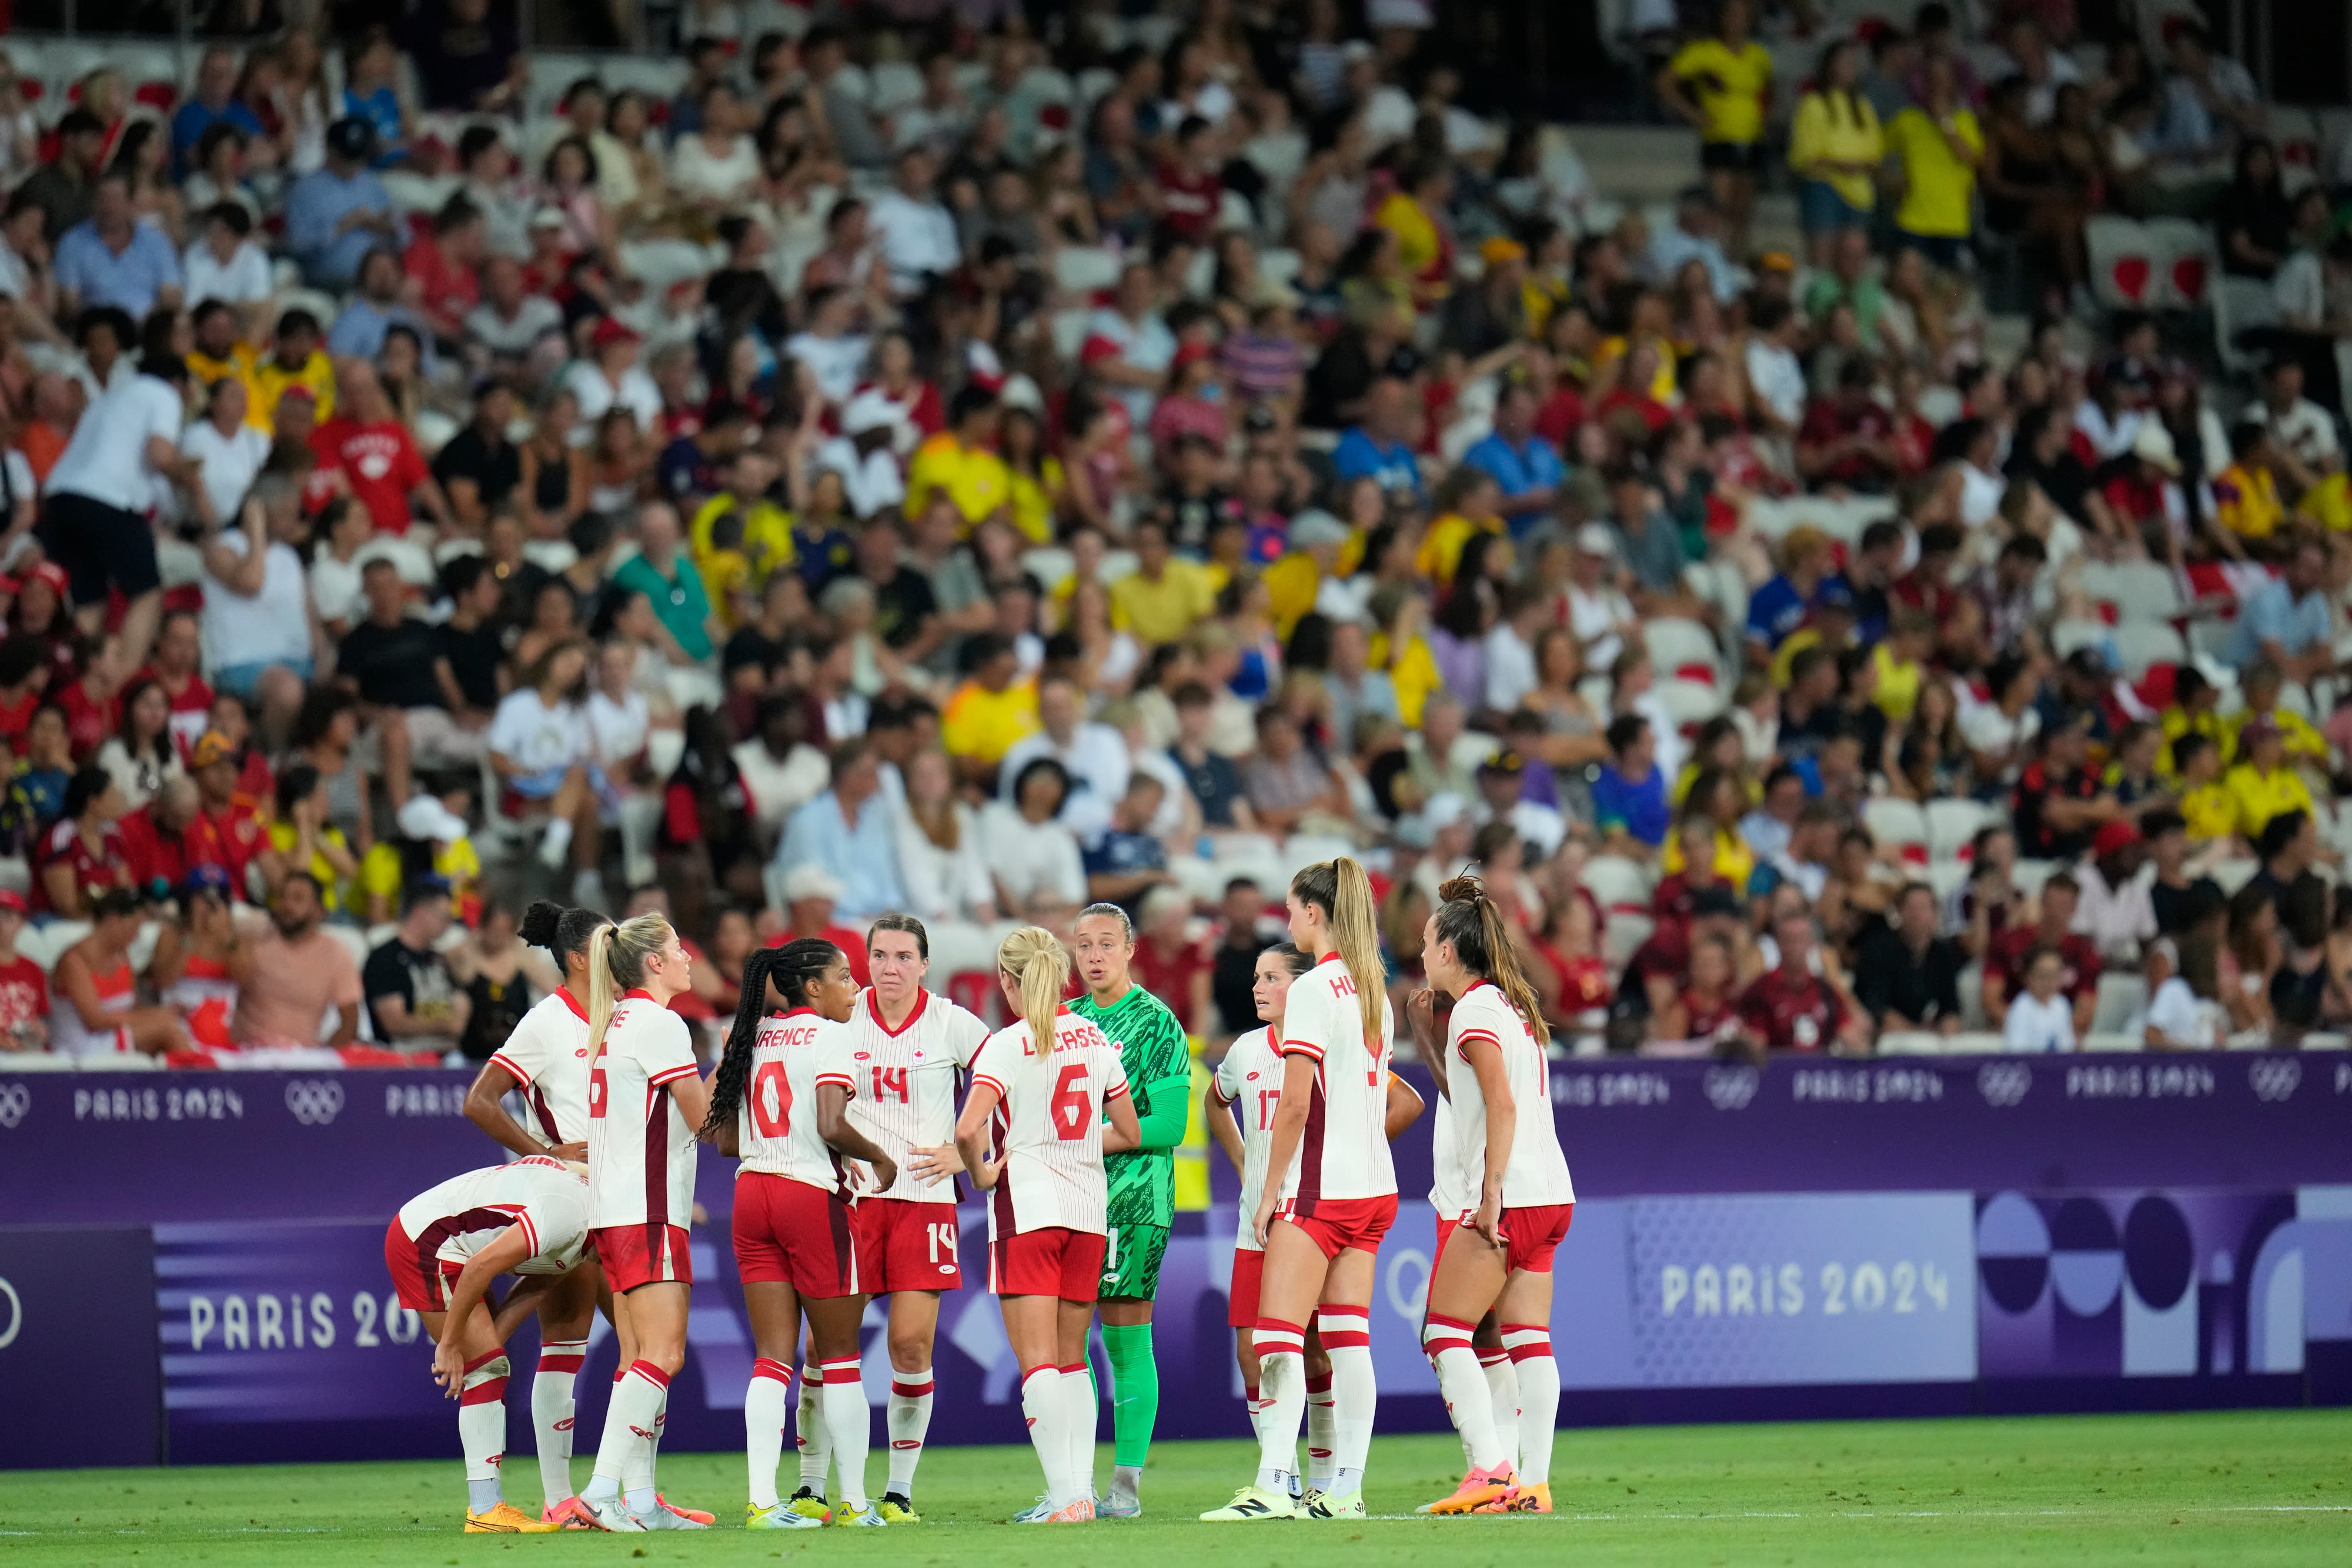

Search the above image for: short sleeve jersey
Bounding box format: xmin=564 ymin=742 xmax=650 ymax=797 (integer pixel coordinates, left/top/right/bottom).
xmin=737 ymin=1008 xmax=857 ymax=1193
xmin=490 ymin=988 xmax=593 ymax=1146
xmin=1439 ymin=982 xmax=1576 ymax=1212
xmin=1275 ymin=955 xmax=1398 ymax=1208
xmin=395 ymin=1156 xmax=592 ymax=1278
xmin=1071 ymin=982 xmax=1190 ymax=1230
xmin=837 ymin=987 xmax=991 ymax=1203
xmin=1669 ymin=37 xmax=1773 ymax=145
xmin=585 ymin=992 xmax=703 ymax=1230
xmin=1211 ymin=1025 xmax=1284 ymax=1253
xmin=969 ymin=1008 xmax=1131 ymax=1241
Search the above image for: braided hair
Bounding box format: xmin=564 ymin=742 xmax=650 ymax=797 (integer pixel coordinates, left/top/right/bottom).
xmin=700 ymin=938 xmax=844 ymax=1141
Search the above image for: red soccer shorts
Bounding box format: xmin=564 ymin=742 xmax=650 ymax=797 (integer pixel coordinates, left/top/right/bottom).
xmin=1228 ymin=1245 xmax=1265 ymax=1329
xmin=1278 ymin=1193 xmax=1398 ymax=1260
xmin=383 ymin=1218 xmax=462 ymax=1313
xmin=853 ymin=1196 xmax=964 ymax=1293
xmin=734 ymin=1172 xmax=858 ymax=1298
xmin=593 ymin=1223 xmax=694 ymax=1293
xmin=988 ymin=1226 xmax=1105 ymax=1302
xmin=1435 ymin=1203 xmax=1576 ymax=1275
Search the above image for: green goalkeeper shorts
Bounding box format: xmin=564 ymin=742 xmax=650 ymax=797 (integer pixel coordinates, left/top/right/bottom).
xmin=1098 ymin=1221 xmax=1171 ymax=1302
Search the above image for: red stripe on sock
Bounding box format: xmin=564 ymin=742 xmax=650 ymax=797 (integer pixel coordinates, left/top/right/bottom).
xmin=537 ymin=1353 xmax=585 ymax=1373
xmin=891 ymin=1379 xmax=935 ymax=1397
xmin=1304 ymin=1372 xmax=1333 ymax=1394
xmin=1243 ymin=1382 xmax=1260 ymax=1402
xmin=1425 ymin=1313 xmax=1477 ymax=1334
xmin=1475 ymin=1347 xmax=1509 ymax=1366
xmin=1506 ymin=1342 xmax=1554 ymax=1363
xmin=462 ymin=1348 xmax=505 ymax=1372
xmin=626 ymin=1359 xmax=671 ymax=1389
xmin=820 ymin=1361 xmax=863 ymax=1385
xmin=752 ymin=1358 xmax=792 ymax=1384
xmin=1498 ymin=1322 xmax=1547 ymax=1335
xmin=460 ymin=1376 xmax=509 ymax=1406
xmin=1057 ymin=1363 xmax=1088 ymax=1376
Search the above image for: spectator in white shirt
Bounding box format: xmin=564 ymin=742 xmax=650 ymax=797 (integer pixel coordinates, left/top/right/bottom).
xmin=995 ymin=674 xmax=1132 ymax=844
xmin=181 ymin=202 xmax=272 ymax=326
xmin=199 ymin=471 xmax=320 ymax=733
xmin=784 ymin=285 xmax=872 ymax=406
xmin=1743 ymin=296 xmax=1806 ymax=436
xmin=1482 ymin=583 xmax=1544 ymax=713
xmin=2246 ymin=356 xmax=2341 ymax=486
xmin=730 ymin=690 xmax=830 ymax=845
xmin=1565 ymin=523 xmax=1639 ymax=672
xmin=667 ymin=82 xmax=761 ymax=209
xmin=562 ymin=318 xmax=663 ymax=442
xmin=894 ymin=745 xmax=999 ymax=923
xmin=981 ymin=757 xmax=1088 ymax=924
xmin=865 ymin=145 xmax=961 ymax=296
xmin=816 ymin=392 xmax=908 ymax=520
xmin=2072 ymin=820 xmax=2157 ymax=964
xmin=2137 ymin=938 xmax=2221 ymax=1049
xmin=2002 ymin=946 xmax=2079 ymax=1054
xmin=180 ymin=375 xmax=271 ymax=529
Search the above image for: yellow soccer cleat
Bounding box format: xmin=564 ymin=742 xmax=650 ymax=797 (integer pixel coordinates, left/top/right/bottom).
xmin=465 ymin=1501 xmax=558 ymax=1533
xmin=784 ymin=1486 xmax=833 ymax=1524
xmin=876 ymin=1494 xmax=922 ymax=1524
xmin=1198 ymin=1484 xmax=1299 ymax=1522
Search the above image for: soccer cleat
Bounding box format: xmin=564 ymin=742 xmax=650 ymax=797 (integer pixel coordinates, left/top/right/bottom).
xmin=1096 ymin=1491 xmax=1141 ymax=1519
xmin=632 ymin=1498 xmax=709 ymax=1531
xmin=834 ymin=1505 xmax=888 ymax=1527
xmin=543 ymin=1497 xmax=600 ymax=1529
xmin=784 ymin=1486 xmax=833 ymax=1524
xmin=876 ymin=1494 xmax=922 ymax=1524
xmin=1011 ymin=1495 xmax=1055 ymax=1523
xmin=464 ymin=1502 xmax=557 ymax=1533
xmin=1304 ymin=1486 xmax=1367 ymax=1519
xmin=569 ymin=1495 xmax=646 ymax=1533
xmin=747 ymin=1501 xmax=825 ymax=1530
xmin=1199 ymin=1485 xmax=1299 ymax=1522
xmin=655 ymin=1494 xmax=714 ymax=1525
xmin=1427 ymin=1463 xmax=1519 ymax=1516
xmin=1024 ymin=1498 xmax=1093 ymax=1523
xmin=1485 ymin=1482 xmax=1552 ymax=1514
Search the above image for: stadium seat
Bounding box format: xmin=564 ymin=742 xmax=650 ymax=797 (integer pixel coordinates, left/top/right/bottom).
xmin=1643 ymin=617 xmax=1722 ymax=687
xmin=1579 ymin=854 xmax=1655 ymax=915
xmin=1863 ymin=798 xmax=1928 ymax=857
xmin=2082 ymin=1032 xmax=2140 ymax=1052
xmin=1603 ymin=912 xmax=1654 ymax=971
xmin=2112 ymin=621 xmax=2188 ymax=678
xmin=2092 ymin=972 xmax=2149 ymax=1035
xmin=2012 ymin=859 xmax=2059 ymax=900
xmin=1876 ymin=1031 xmax=1945 ymax=1057
xmin=1656 ymin=677 xmax=1725 ymax=728
xmin=2086 ymin=215 xmax=2156 ymax=310
xmin=1926 ymin=798 xmax=1996 ymax=862
xmin=2143 ymin=218 xmax=2215 ymax=310
xmin=1944 ymin=1032 xmax=2005 ymax=1056
xmin=2078 ymin=560 xmax=2185 ymax=623
xmin=2212 ymin=275 xmax=2280 ymax=376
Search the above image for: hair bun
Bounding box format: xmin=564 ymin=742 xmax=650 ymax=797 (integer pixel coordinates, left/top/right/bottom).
xmin=1437 ymin=874 xmax=1487 ymax=905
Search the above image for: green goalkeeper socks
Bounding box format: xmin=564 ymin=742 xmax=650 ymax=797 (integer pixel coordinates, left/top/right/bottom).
xmin=1101 ymin=1322 xmax=1160 ymax=1469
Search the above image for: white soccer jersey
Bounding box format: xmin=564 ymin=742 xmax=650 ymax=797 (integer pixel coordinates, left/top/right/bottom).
xmin=490 ymin=987 xmax=594 ymax=1146
xmin=586 ymin=992 xmax=703 ymax=1231
xmin=1212 ymin=1026 xmax=1285 ymax=1253
xmin=737 ymin=1008 xmax=858 ymax=1193
xmin=395 ymin=1156 xmax=592 ymax=1277
xmin=1275 ymin=954 xmax=1398 ymax=1206
xmin=1428 ymin=1079 xmax=1472 ymax=1216
xmin=1439 ymin=981 xmax=1576 ymax=1211
xmin=969 ymin=1008 xmax=1130 ymax=1241
xmin=837 ymin=987 xmax=991 ymax=1203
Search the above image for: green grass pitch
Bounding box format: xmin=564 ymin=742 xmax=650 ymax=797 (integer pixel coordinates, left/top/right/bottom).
xmin=5 ymin=1411 xmax=2348 ymax=1566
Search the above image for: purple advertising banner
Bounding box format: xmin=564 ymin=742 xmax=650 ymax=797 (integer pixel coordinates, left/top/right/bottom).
xmin=0 ymin=1226 xmax=159 ymax=1468
xmin=4 ymin=1054 xmax=2351 ymax=1466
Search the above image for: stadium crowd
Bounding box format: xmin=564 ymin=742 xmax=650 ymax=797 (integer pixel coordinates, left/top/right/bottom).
xmin=0 ymin=0 xmax=2346 ymax=1067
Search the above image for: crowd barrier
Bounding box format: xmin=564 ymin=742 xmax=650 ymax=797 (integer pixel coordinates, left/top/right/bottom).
xmin=3 ymin=1052 xmax=2350 ymax=1466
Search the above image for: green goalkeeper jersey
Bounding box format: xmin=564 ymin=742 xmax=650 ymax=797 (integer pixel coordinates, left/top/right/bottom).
xmin=1071 ymin=982 xmax=1190 ymax=1229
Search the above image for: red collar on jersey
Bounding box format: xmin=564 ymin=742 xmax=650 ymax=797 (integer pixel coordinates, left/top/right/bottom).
xmin=621 ymin=988 xmax=657 ymax=1002
xmin=779 ymin=1007 xmax=818 ymax=1018
xmin=556 ymin=987 xmax=589 ymax=1021
xmin=1461 ymin=979 xmax=1495 ymax=998
xmin=1314 ymin=952 xmax=1345 ymax=970
xmin=867 ymin=985 xmax=929 ymax=1037
xmin=1268 ymin=1022 xmax=1284 ymax=1048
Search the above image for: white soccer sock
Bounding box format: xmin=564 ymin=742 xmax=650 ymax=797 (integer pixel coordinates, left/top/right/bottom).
xmin=1321 ymin=1317 xmax=1377 ymax=1485
xmin=1243 ymin=1380 xmax=1264 ymax=1446
xmin=886 ymin=1367 xmax=934 ymax=1497
xmin=796 ymin=1359 xmax=830 ymax=1492
xmin=1060 ymin=1362 xmax=1095 ymax=1499
xmin=1503 ymin=1325 xmax=1560 ymax=1487
xmin=622 ymin=1386 xmax=667 ymax=1502
xmin=820 ymin=1358 xmax=871 ymax=1512
xmin=587 ymin=1360 xmax=667 ymax=1498
xmin=1304 ymin=1371 xmax=1337 ymax=1487
xmin=746 ymin=1358 xmax=792 ymax=1510
xmin=532 ymin=1340 xmax=584 ymax=1509
xmin=459 ymin=1350 xmax=510 ymax=1513
xmin=1020 ymin=1366 xmax=1075 ymax=1507
xmin=1428 ymin=1338 xmax=1506 ymax=1472
xmin=1251 ymin=1317 xmax=1307 ymax=1493
xmin=1479 ymin=1348 xmax=1522 ymax=1474
xmin=537 ymin=816 xmax=574 ymax=868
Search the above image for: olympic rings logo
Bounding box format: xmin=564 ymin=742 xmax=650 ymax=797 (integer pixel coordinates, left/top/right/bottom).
xmin=284 ymin=1079 xmax=346 ymax=1126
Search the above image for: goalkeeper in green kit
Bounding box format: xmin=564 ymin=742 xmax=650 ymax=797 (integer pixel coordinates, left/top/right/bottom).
xmin=1068 ymin=901 xmax=1194 ymax=1517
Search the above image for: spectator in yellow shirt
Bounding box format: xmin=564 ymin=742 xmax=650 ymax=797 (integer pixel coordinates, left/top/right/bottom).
xmin=1416 ymin=469 xmax=1508 ymax=589
xmin=241 ymin=307 xmax=336 ymax=430
xmin=1886 ymin=55 xmax=1982 ymax=271
xmin=1788 ymin=39 xmax=1883 ymax=265
xmin=689 ymin=445 xmax=794 ymax=578
xmin=2172 ymin=733 xmax=2237 ymax=846
xmin=2223 ymin=719 xmax=2317 ymax=841
xmin=904 ymin=384 xmax=1012 ymax=536
xmin=1108 ymin=519 xmax=1217 ymax=647
xmin=2227 ymin=660 xmax=2331 ymax=768
xmin=2213 ymin=422 xmax=2287 ymax=556
xmin=2157 ymin=667 xmax=2229 ymax=779
xmin=1262 ymin=509 xmax=1354 ymax=640
xmin=940 ymin=633 xmax=1040 ymax=789
xmin=1657 ymin=0 xmax=1773 ymax=250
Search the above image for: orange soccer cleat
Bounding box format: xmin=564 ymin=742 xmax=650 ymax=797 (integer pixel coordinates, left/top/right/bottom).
xmin=1425 ymin=1462 xmax=1520 ymax=1516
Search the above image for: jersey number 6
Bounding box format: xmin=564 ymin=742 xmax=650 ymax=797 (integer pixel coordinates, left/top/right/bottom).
xmin=1051 ymin=1062 xmax=1091 ymax=1141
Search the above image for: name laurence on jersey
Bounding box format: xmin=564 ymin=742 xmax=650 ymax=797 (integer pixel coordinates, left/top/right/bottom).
xmin=1211 ymin=1025 xmax=1285 ymax=1253
xmin=586 ymin=993 xmax=703 ymax=1231
xmin=969 ymin=1008 xmax=1131 ymax=1241
xmin=1439 ymin=981 xmax=1576 ymax=1211
xmin=838 ymin=988 xmax=990 ymax=1203
xmin=396 ymin=1156 xmax=591 ymax=1277
xmin=490 ymin=988 xmax=593 ymax=1146
xmin=737 ymin=1008 xmax=857 ymax=1193
xmin=1275 ymin=954 xmax=1398 ymax=1207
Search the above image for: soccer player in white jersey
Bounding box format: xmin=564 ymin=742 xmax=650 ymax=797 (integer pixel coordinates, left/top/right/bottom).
xmin=698 ymin=938 xmax=901 ymax=1530
xmin=783 ymin=914 xmax=988 ymax=1525
xmin=1405 ymin=875 xmax=1576 ymax=1516
xmin=558 ymin=912 xmax=714 ymax=1534
xmin=913 ymin=927 xmax=1140 ymax=1524
xmin=1209 ymin=942 xmax=1424 ymax=1502
xmin=387 ymin=1156 xmax=587 ymax=1534
xmin=459 ymin=900 xmax=616 ymax=1522
xmin=1202 ymin=858 xmax=1396 ymax=1523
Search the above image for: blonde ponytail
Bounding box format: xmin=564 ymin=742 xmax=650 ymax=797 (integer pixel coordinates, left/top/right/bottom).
xmin=585 ymin=912 xmax=673 ymax=1064
xmin=996 ymin=925 xmax=1070 ymax=1074
xmin=1435 ymin=873 xmax=1548 ymax=1042
xmin=1293 ymin=857 xmax=1387 ymax=1057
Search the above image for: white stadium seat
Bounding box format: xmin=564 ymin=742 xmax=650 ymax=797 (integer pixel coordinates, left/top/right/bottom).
xmin=1863 ymin=797 xmax=1928 ymax=855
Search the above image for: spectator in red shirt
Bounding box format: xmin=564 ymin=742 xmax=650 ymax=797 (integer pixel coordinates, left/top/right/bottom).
xmin=0 ymin=887 xmax=46 ymax=1049
xmin=0 ymin=633 xmax=51 ymax=747
xmin=400 ymin=193 xmax=487 ymax=341
xmin=1131 ymin=883 xmax=1212 ymax=1034
xmin=309 ymin=361 xmax=455 ymax=537
xmin=120 ymin=776 xmax=226 ymax=896
xmin=1983 ymin=871 xmax=2102 ymax=1037
xmin=1736 ymin=907 xmax=1860 ymax=1055
xmin=56 ymin=645 xmax=122 ymax=762
xmin=1154 ymin=115 xmax=1224 ymax=243
xmin=35 ymin=765 xmax=135 ymax=918
xmin=188 ymin=727 xmax=276 ymax=895
xmin=1796 ymin=360 xmax=1902 ymax=492
xmin=139 ymin=609 xmax=216 ymax=762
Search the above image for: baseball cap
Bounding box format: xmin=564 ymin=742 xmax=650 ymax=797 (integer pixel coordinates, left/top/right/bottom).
xmin=783 ymin=864 xmax=845 ymax=903
xmin=189 ymin=731 xmax=238 ymax=770
xmin=589 ymin=316 xmax=640 ymax=349
xmin=326 ymin=115 xmax=377 ymax=163
xmin=1573 ymin=522 xmax=1618 ymax=557
xmin=1288 ymin=509 xmax=1350 ymax=549
xmin=0 ymin=888 xmax=25 ymax=914
xmin=180 ymin=862 xmax=233 ymax=898
xmin=25 ymin=560 xmax=68 ymax=597
xmin=397 ymin=794 xmax=470 ymax=844
xmin=2131 ymin=419 xmax=2181 ymax=475
xmin=1478 ymin=750 xmax=1527 ymax=778
xmin=2092 ymin=820 xmax=2141 ymax=859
